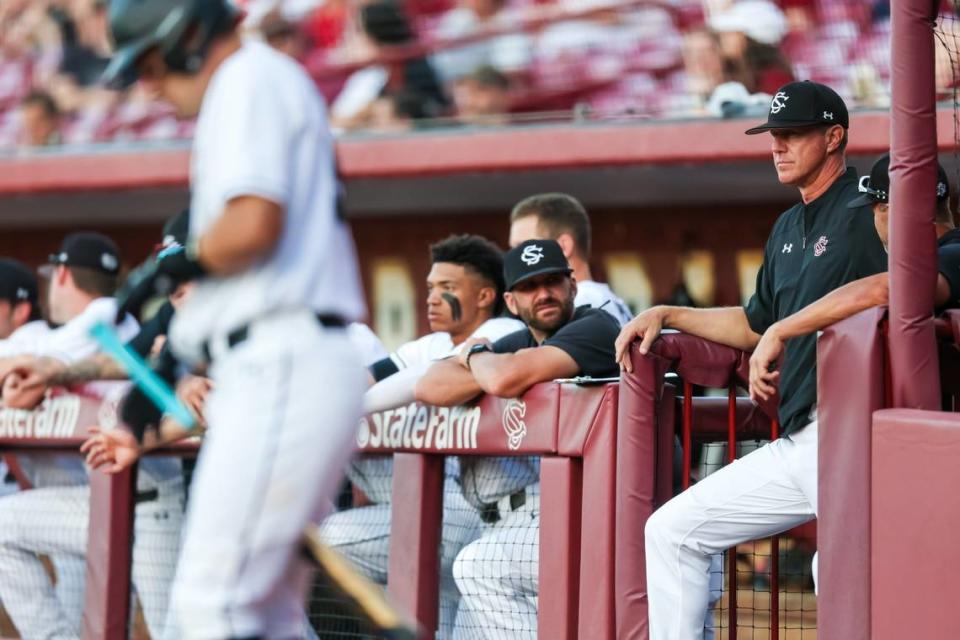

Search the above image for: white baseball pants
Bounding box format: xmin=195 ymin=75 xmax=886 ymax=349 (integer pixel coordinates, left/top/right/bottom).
xmin=451 ymin=483 xmax=540 ymax=640
xmin=320 ymin=479 xmax=484 ymax=638
xmin=0 ymin=483 xmax=183 ymax=639
xmin=645 ymin=420 xmax=818 ymax=640
xmin=167 ymin=314 xmax=365 ymax=639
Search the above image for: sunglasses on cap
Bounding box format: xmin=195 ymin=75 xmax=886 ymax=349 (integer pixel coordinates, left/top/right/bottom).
xmin=857 ymin=175 xmax=888 ymax=203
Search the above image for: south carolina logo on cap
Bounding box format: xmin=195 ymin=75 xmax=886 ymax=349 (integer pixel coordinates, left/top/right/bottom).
xmin=770 ymin=91 xmax=789 ymax=114
xmin=521 ymin=245 xmax=544 ymax=266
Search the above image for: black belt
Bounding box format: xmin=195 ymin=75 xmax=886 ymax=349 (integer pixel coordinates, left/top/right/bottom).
xmin=135 ymin=488 xmax=159 ymax=504
xmin=203 ymin=313 xmax=346 ymax=362
xmin=478 ymin=488 xmax=527 ymax=524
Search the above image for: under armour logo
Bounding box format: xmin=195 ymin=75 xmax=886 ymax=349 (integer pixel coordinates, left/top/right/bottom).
xmin=814 ymin=235 xmax=829 ymax=257
xmin=520 ymin=245 xmax=544 ymax=266
xmin=770 ymin=91 xmax=789 ymax=114
xmin=823 ymin=111 xmax=834 ymax=121
xmin=782 ymin=243 xmax=793 ymax=254
xmin=938 ymin=181 xmax=948 ymax=198
xmin=15 ymin=287 xmax=28 ymax=300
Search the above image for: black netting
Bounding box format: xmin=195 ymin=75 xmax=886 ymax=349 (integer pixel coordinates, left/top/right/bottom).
xmin=692 ymin=418 xmax=816 ymax=639
xmin=0 ymin=474 xmax=89 ymax=639
xmin=317 ymin=454 xmax=537 ymax=639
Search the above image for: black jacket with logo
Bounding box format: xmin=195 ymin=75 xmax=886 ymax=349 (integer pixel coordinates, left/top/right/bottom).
xmin=745 ymin=167 xmax=888 ymax=434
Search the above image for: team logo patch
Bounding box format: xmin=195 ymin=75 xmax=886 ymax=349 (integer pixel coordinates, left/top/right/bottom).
xmin=782 ymin=243 xmax=793 ymax=254
xmin=814 ymin=235 xmax=829 ymax=257
xmin=502 ymin=399 xmax=528 ymax=450
xmin=770 ymin=91 xmax=789 ymax=114
xmin=100 ymin=253 xmax=118 ymax=272
xmin=520 ymin=245 xmax=544 ymax=266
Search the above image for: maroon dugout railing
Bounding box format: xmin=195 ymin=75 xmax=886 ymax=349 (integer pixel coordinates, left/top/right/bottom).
xmin=0 ymin=386 xmax=136 ymax=640
xmin=359 ymin=380 xmax=620 ymax=639
xmin=0 ymin=381 xmax=620 ymax=640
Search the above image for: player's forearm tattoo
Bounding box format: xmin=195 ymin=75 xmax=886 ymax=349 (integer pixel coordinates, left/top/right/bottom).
xmin=50 ymin=356 xmax=125 ymax=386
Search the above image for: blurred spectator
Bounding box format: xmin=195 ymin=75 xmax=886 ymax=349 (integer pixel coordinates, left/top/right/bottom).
xmin=367 ymin=89 xmax=429 ymax=132
xmin=19 ymin=90 xmax=61 ymax=147
xmin=301 ymin=0 xmax=351 ymax=51
xmin=432 ymin=0 xmax=533 ymax=83
xmin=49 ymin=0 xmax=111 ymax=87
xmin=260 ymin=11 xmax=308 ymax=60
xmin=709 ymin=0 xmax=794 ymax=95
xmin=780 ymin=0 xmax=818 ymax=33
xmin=704 ymin=81 xmax=770 ymax=118
xmin=679 ymin=28 xmax=727 ymax=112
xmin=453 ymin=65 xmax=510 ymax=126
xmin=331 ymin=0 xmax=447 ymax=131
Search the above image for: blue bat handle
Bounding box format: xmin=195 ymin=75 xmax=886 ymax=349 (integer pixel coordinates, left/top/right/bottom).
xmin=89 ymin=322 xmax=197 ymax=429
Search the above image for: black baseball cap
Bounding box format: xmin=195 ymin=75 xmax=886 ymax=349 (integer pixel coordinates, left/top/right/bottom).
xmin=0 ymin=259 xmax=38 ymax=306
xmin=504 ymin=239 xmax=572 ymax=291
xmin=40 ymin=232 xmax=121 ymax=277
xmin=847 ymin=153 xmax=950 ymax=208
xmin=745 ymin=80 xmax=849 ymax=135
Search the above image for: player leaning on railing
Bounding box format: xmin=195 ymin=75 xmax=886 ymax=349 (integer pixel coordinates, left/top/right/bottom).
xmin=416 ymin=239 xmax=620 ymax=639
xmin=614 ymin=81 xmax=887 ymax=640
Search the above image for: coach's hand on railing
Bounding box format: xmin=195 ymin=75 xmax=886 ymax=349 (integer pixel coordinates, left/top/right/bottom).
xmin=749 ymin=323 xmax=784 ymax=403
xmin=81 ymin=426 xmax=140 ymax=474
xmin=615 ymin=307 xmax=667 ymax=373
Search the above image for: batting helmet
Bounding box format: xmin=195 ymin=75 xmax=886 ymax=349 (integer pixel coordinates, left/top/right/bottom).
xmin=102 ymin=0 xmax=240 ymax=87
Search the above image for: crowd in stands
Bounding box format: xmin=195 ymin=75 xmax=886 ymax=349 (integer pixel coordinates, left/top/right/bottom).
xmin=0 ymin=0 xmax=941 ymax=151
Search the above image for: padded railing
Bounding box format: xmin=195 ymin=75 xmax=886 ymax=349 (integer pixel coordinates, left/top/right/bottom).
xmin=359 ymin=380 xmax=620 ymax=639
xmin=0 ymin=380 xmax=619 ymax=639
xmin=616 ymin=331 xmax=815 ymax=639
xmin=0 ymin=384 xmax=197 ymax=640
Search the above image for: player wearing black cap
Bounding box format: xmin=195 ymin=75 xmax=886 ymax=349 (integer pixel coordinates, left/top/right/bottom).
xmin=0 ymin=232 xmax=158 ymax=640
xmin=416 ymin=239 xmax=620 ymax=639
xmin=750 ymin=154 xmax=960 ymax=399
xmin=616 ymin=81 xmax=888 ymax=640
xmin=0 ymin=258 xmax=43 ymax=495
xmin=0 ymin=259 xmax=43 ymax=343
xmin=6 ymin=210 xmax=195 ymax=412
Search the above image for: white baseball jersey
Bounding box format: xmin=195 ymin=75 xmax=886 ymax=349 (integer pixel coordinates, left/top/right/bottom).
xmin=0 ymin=319 xmax=50 ymax=348
xmin=164 ymin=40 xmax=368 ymax=639
xmin=348 ymin=323 xmax=388 ymax=366
xmin=170 ymin=40 xmax=366 ymax=364
xmin=0 ymin=298 xmax=138 ymax=362
xmin=575 ymin=280 xmax=633 ymax=326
